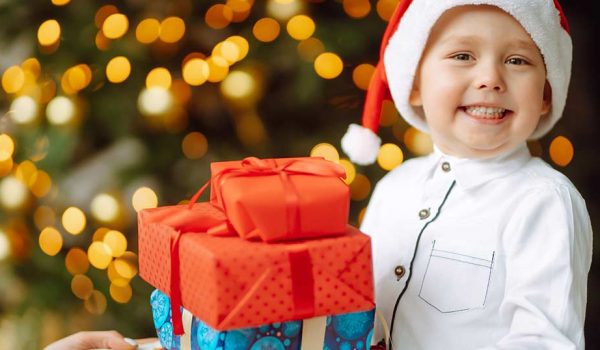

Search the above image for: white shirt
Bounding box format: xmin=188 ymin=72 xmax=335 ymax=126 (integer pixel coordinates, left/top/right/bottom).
xmin=361 ymin=143 xmax=593 ymax=349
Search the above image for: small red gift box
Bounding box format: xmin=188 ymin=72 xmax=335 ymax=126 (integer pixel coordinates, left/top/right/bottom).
xmin=199 ymin=157 xmax=350 ymax=242
xmin=138 ymin=203 xmax=375 ymax=332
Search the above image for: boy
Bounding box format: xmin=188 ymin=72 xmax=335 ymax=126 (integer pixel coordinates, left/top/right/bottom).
xmin=341 ymin=0 xmax=593 ymax=349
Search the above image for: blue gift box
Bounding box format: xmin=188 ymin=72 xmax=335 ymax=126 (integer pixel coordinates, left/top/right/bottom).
xmin=151 ymin=289 xmax=375 ymax=350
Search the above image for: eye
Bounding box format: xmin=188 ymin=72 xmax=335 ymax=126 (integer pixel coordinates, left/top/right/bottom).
xmin=506 ymin=57 xmax=529 ymax=65
xmin=451 ymin=53 xmax=472 ymax=61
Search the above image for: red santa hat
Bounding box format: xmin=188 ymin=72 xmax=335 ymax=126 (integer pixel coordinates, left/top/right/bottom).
xmin=341 ymin=0 xmax=572 ymax=165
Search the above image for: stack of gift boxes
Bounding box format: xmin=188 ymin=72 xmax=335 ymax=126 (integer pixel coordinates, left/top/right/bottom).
xmin=138 ymin=157 xmax=376 ymax=350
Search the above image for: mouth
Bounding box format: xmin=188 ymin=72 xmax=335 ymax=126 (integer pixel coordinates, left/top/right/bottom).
xmin=460 ymin=105 xmax=513 ymax=123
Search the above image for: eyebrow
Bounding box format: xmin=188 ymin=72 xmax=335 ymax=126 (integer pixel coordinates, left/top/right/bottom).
xmin=439 ymin=35 xmax=539 ymax=52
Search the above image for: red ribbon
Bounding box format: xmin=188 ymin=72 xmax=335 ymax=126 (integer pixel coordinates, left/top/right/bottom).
xmin=169 ymin=157 xmax=343 ymax=335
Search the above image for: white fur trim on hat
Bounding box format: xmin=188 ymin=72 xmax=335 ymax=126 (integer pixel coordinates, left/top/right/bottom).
xmin=384 ymin=0 xmax=572 ymax=140
xmin=341 ymin=124 xmax=382 ymax=166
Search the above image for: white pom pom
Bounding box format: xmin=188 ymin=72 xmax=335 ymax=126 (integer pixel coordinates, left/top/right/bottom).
xmin=341 ymin=124 xmax=381 ymax=166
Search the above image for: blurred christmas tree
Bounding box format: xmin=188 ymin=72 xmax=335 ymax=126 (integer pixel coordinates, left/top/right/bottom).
xmin=0 ymin=0 xmax=591 ymax=349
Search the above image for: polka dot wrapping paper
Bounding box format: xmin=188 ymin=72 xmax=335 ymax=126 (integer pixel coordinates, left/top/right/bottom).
xmin=207 ymin=157 xmax=350 ymax=242
xmin=138 ymin=204 xmax=375 ymax=331
xmin=151 ymin=289 xmax=375 ymax=350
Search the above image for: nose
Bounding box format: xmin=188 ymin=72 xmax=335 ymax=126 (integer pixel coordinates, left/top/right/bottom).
xmin=473 ymin=61 xmax=506 ymax=92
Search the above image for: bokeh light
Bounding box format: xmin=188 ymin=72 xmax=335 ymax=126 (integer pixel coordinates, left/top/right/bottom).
xmin=65 ymin=248 xmax=90 ymax=275
xmin=9 ymin=96 xmax=38 ymax=124
xmin=310 ymin=143 xmax=340 ymax=163
xmin=71 ymin=274 xmax=94 ymax=300
xmin=51 ymin=0 xmax=71 ymax=6
xmin=221 ymin=70 xmax=255 ymax=100
xmin=38 ymin=227 xmax=62 ymax=256
xmin=30 ymin=170 xmax=52 ymax=198
xmin=90 ymin=193 xmax=120 ymax=223
xmin=297 ymin=37 xmax=325 ymax=62
xmin=343 ymin=0 xmax=371 ymax=19
xmin=106 ymin=56 xmax=131 ymax=83
xmin=46 ymin=96 xmax=76 ymax=125
xmin=0 ymin=176 xmax=28 ymax=210
xmin=349 ymin=173 xmax=371 ymax=201
xmin=314 ymin=53 xmax=343 ymax=79
xmin=103 ymin=230 xmax=127 ymax=258
xmin=182 ymin=59 xmax=209 ymax=86
xmin=0 ymin=229 xmax=10 ymax=261
xmin=84 ymin=290 xmax=107 ymax=315
xmin=138 ymin=87 xmax=172 ymax=116
xmin=62 ymin=206 xmax=86 ymax=235
xmin=286 ymin=15 xmax=315 ymax=40
xmin=402 ymin=127 xmax=433 ymax=156
xmin=136 ymin=18 xmax=160 ymax=44
xmin=376 ymin=0 xmax=399 ymax=21
xmin=2 ymin=66 xmax=25 ymax=93
xmin=146 ymin=67 xmax=172 ymax=89
xmin=352 ymin=63 xmax=375 ymax=91
xmin=114 ymin=252 xmax=138 ymax=279
xmin=206 ymin=56 xmax=229 ymax=83
xmin=377 ymin=143 xmax=404 ymax=171
xmin=88 ymin=241 xmax=112 ymax=269
xmin=34 ymin=206 xmax=56 ymax=230
xmin=0 ymin=134 xmax=15 ymax=161
xmin=267 ymin=0 xmax=303 ymax=20
xmin=102 ymin=13 xmax=129 ymax=40
xmin=182 ymin=132 xmax=208 ymax=160
xmin=132 ymin=187 xmax=158 ymax=212
xmin=160 ymin=17 xmax=185 ymax=43
xmin=380 ymin=100 xmax=399 ymax=126
xmin=226 ymin=36 xmax=249 ymax=61
xmin=339 ymin=159 xmax=356 ymax=184
xmin=38 ymin=20 xmax=61 ymax=46
xmin=205 ymin=4 xmax=234 ymax=29
xmin=15 ymin=160 xmax=38 ymax=186
xmin=253 ymin=18 xmax=280 ymax=42
xmin=110 ymin=283 xmax=132 ymax=303
xmin=549 ymin=136 xmax=574 ymax=167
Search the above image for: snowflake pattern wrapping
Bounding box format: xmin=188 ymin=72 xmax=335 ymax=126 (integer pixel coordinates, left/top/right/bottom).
xmin=151 ymin=289 xmax=374 ymax=350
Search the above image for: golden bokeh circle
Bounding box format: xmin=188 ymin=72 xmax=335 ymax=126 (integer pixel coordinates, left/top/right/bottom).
xmin=106 ymin=56 xmax=131 ymax=83
xmin=310 ymin=143 xmax=340 ymax=163
xmin=39 ymin=227 xmax=62 ymax=256
xmin=146 ymin=67 xmax=172 ymax=89
xmin=205 ymin=4 xmax=234 ymax=29
xmin=253 ymin=18 xmax=280 ymax=42
xmin=2 ymin=66 xmax=25 ymax=94
xmin=549 ymin=136 xmax=574 ymax=167
xmin=182 ymin=132 xmax=208 ymax=159
xmin=84 ymin=290 xmax=107 ymax=315
xmin=349 ymin=173 xmax=371 ymax=201
xmin=103 ymin=230 xmax=127 ymax=258
xmin=314 ymin=52 xmax=344 ymax=79
xmin=71 ymin=274 xmax=94 ymax=300
xmin=62 ymin=207 xmax=86 ymax=235
xmin=38 ymin=20 xmax=61 ymax=46
xmin=286 ymin=15 xmax=315 ymax=41
xmin=352 ymin=63 xmax=375 ymax=91
xmin=102 ymin=13 xmax=129 ymax=40
xmin=110 ymin=283 xmax=132 ymax=303
xmin=136 ymin=18 xmax=160 ymax=44
xmin=339 ymin=159 xmax=356 ymax=185
xmin=87 ymin=241 xmax=113 ymax=269
xmin=343 ymin=0 xmax=372 ymax=19
xmin=65 ymin=247 xmax=90 ymax=275
xmin=159 ymin=16 xmax=186 ymax=43
xmin=182 ymin=59 xmax=209 ymax=86
xmin=132 ymin=187 xmax=158 ymax=212
xmin=377 ymin=143 xmax=404 ymax=171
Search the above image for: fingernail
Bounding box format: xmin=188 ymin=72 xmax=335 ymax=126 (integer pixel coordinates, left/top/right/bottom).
xmin=124 ymin=338 xmax=138 ymax=347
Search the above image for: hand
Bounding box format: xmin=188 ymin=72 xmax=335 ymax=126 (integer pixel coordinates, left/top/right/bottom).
xmin=43 ymin=330 xmax=138 ymax=350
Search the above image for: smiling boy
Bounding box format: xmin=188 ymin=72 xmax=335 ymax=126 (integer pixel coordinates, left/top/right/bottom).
xmin=341 ymin=1 xmax=592 ymax=349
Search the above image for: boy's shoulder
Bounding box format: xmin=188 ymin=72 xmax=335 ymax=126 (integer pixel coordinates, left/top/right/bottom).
xmin=518 ymin=157 xmax=586 ymax=202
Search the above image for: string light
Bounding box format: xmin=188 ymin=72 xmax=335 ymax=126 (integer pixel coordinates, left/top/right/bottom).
xmin=343 ymin=0 xmax=372 ymax=19
xmin=227 ymin=0 xmax=252 ymax=23
xmin=90 ymin=193 xmax=120 ymax=223
xmin=403 ymin=127 xmax=433 ymax=156
xmin=71 ymin=274 xmax=94 ymax=300
xmin=0 ymin=176 xmax=28 ymax=210
xmin=84 ymin=290 xmax=107 ymax=315
xmin=46 ymin=96 xmax=76 ymax=125
xmin=205 ymin=4 xmax=234 ymax=29
xmin=297 ymin=37 xmax=325 ymax=62
xmin=109 ymin=283 xmax=132 ymax=303
xmin=352 ymin=63 xmax=375 ymax=91
xmin=206 ymin=56 xmax=229 ymax=83
xmin=267 ymin=0 xmax=303 ymax=20
xmin=0 ymin=229 xmax=10 ymax=260
xmin=138 ymin=87 xmax=173 ymax=116
xmin=349 ymin=174 xmax=371 ymax=201
xmin=221 ymin=70 xmax=255 ymax=100
xmin=102 ymin=13 xmax=129 ymax=39
xmin=182 ymin=59 xmax=209 ymax=86
xmin=146 ymin=68 xmax=172 ymax=89
xmin=2 ymin=66 xmax=25 ymax=93
xmin=88 ymin=241 xmax=112 ymax=269
xmin=181 ymin=132 xmax=208 ymax=160
xmin=376 ymin=0 xmax=400 ymax=21
xmin=549 ymin=136 xmax=574 ymax=167
xmin=65 ymin=248 xmax=89 ymax=275
xmin=103 ymin=230 xmax=127 ymax=258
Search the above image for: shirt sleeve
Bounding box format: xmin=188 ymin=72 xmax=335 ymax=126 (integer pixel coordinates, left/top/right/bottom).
xmin=478 ymin=184 xmax=593 ymax=350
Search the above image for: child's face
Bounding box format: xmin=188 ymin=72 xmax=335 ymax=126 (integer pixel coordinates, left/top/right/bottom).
xmin=409 ymin=5 xmax=551 ymax=158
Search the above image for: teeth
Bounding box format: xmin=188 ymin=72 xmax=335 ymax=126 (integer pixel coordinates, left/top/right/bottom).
xmin=464 ymin=106 xmax=506 ymax=118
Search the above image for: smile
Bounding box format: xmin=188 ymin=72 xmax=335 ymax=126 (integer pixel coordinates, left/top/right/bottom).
xmin=461 ymin=105 xmax=512 ymax=123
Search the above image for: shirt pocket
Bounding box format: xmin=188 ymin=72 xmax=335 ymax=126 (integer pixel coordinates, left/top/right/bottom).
xmin=418 ymin=238 xmax=495 ymax=313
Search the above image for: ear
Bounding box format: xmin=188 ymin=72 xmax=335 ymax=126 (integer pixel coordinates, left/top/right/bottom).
xmin=409 ymin=78 xmax=422 ymax=107
xmin=541 ymin=80 xmax=552 ymax=115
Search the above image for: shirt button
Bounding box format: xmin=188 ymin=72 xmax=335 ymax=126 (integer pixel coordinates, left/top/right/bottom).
xmin=394 ymin=265 xmax=406 ymax=279
xmin=441 ymin=161 xmax=451 ymax=172
xmin=418 ymin=208 xmax=430 ymax=220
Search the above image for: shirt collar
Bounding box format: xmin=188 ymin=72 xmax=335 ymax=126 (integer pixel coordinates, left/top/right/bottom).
xmin=429 ymin=143 xmax=532 ymax=189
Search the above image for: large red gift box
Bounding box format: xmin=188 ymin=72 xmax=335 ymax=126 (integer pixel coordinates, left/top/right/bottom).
xmin=199 ymin=157 xmax=350 ymax=242
xmin=138 ymin=203 xmax=375 ymax=331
